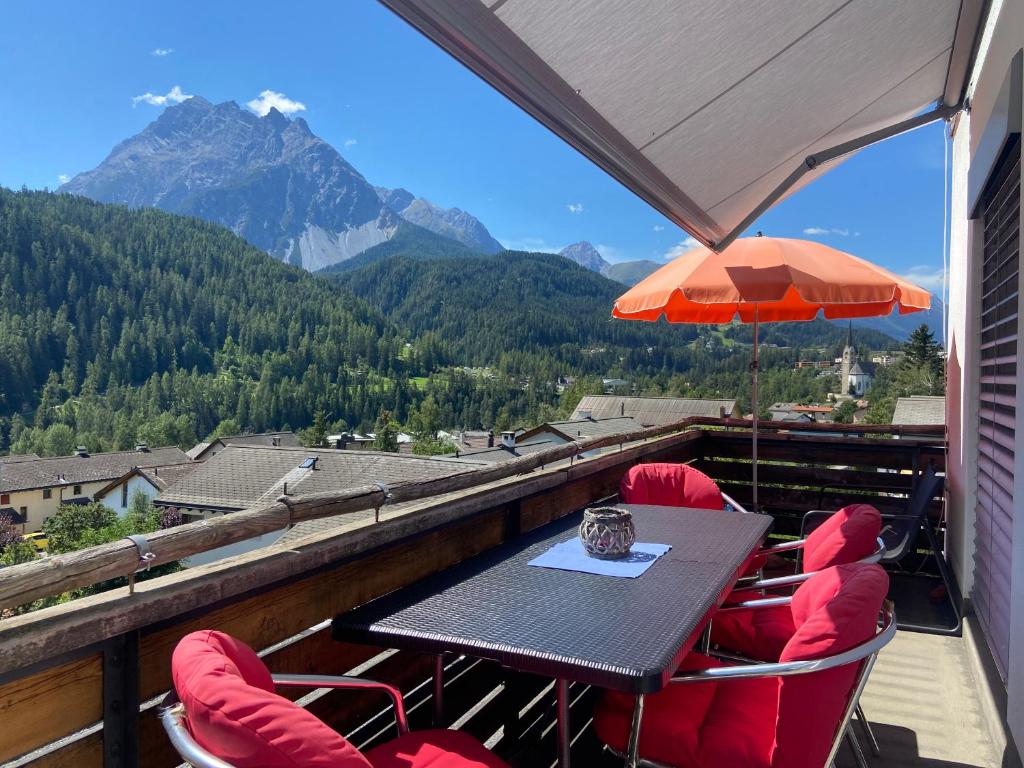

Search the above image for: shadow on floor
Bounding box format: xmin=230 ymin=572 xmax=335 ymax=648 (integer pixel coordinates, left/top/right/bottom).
xmin=837 ymin=721 xmax=996 ymax=768
xmin=890 ymin=571 xmax=959 ymax=634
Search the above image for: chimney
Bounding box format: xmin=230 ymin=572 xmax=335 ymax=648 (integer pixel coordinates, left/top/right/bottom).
xmin=578 ymin=409 xmax=593 ymax=420
xmin=272 ymin=436 xmax=280 ymax=447
xmin=620 ymin=402 xmax=625 ymax=416
xmin=282 ymin=482 xmax=289 ymax=496
xmin=75 ymin=446 xmax=88 ymax=457
xmin=487 ymin=430 xmax=494 ymax=448
xmin=501 ymin=431 xmax=516 ymax=449
xmin=135 ymin=442 xmax=150 ymax=453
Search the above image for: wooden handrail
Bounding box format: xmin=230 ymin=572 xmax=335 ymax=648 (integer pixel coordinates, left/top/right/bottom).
xmin=0 ymin=417 xmax=705 ymax=610
xmin=0 ymin=417 xmax=943 ymax=611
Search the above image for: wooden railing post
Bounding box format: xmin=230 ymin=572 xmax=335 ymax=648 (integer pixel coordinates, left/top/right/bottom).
xmin=102 ymin=630 xmax=139 ymax=768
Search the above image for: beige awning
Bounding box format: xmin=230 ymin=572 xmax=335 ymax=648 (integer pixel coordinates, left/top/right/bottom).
xmin=381 ymin=0 xmax=987 ymax=249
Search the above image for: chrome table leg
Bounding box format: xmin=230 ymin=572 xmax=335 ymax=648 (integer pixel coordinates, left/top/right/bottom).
xmin=556 ymin=679 xmax=571 ymax=767
xmin=433 ymin=654 xmax=445 ymax=727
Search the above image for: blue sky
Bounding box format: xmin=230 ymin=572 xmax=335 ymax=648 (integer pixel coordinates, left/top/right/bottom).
xmin=0 ymin=1 xmax=948 ymax=291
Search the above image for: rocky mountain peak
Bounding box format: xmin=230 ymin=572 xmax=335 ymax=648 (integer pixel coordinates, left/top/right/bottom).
xmin=559 ymin=241 xmax=609 ymax=274
xmin=59 ymin=96 xmax=505 ymax=269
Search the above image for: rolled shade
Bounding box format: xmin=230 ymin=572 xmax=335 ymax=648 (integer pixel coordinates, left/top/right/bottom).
xmin=381 ymin=0 xmax=986 ymax=248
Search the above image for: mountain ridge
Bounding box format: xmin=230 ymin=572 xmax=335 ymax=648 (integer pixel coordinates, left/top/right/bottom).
xmin=60 ymin=97 xmax=501 ymax=270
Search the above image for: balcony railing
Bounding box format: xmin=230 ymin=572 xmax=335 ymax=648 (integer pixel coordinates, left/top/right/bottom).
xmin=0 ymin=418 xmax=946 ymax=767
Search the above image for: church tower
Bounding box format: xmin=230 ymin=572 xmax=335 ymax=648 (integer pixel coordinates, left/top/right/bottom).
xmin=840 ymin=322 xmax=856 ymax=395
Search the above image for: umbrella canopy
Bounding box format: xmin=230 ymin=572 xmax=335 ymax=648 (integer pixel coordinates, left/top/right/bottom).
xmin=612 ymin=237 xmax=931 ymax=323
xmin=611 ymin=235 xmax=931 ymax=512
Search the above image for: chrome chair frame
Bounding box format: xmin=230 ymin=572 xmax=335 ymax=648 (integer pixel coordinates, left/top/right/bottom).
xmin=728 ymin=536 xmax=886 ymax=596
xmin=609 ymin=602 xmax=896 ymax=768
xmin=158 ymin=673 xmax=409 ymax=768
xmin=720 ymin=492 xmax=750 ymax=514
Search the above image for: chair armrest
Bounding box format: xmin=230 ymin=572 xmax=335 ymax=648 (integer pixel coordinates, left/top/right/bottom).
xmin=159 ymin=696 xmax=240 ymax=768
xmin=672 ymin=609 xmax=896 ymax=684
xmin=717 ymin=596 xmax=792 ymax=612
xmin=271 ymin=674 xmax=409 ymax=735
xmin=758 ymin=538 xmax=806 ymax=555
xmin=732 ymin=537 xmax=885 ymax=594
xmin=721 ymin=492 xmax=750 ymax=514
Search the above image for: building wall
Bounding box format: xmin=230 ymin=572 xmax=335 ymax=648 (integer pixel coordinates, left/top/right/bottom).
xmin=95 ymin=475 xmax=161 ymax=517
xmin=6 ymin=480 xmax=109 ymax=533
xmin=949 ymin=0 xmax=1024 ymax=751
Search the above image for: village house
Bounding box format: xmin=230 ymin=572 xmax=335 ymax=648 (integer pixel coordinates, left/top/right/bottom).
xmin=153 ymin=445 xmax=489 ymax=563
xmin=0 ymin=445 xmax=188 ymax=532
xmin=185 ymin=431 xmax=300 ymax=461
xmin=570 ymin=395 xmax=740 ymax=425
xmin=92 ymin=463 xmax=199 ymax=516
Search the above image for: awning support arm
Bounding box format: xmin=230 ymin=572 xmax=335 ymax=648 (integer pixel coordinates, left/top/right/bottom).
xmin=714 ymin=101 xmax=963 ymax=252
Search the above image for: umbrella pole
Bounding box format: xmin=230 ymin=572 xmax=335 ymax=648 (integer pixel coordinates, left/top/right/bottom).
xmin=751 ymin=306 xmax=759 ymax=512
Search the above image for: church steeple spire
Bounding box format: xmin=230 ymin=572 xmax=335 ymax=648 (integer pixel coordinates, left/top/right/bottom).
xmin=845 ymin=320 xmax=853 ymax=350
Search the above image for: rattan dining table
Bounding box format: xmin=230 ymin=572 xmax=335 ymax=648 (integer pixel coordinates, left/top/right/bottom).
xmin=332 ymin=504 xmax=772 ymax=767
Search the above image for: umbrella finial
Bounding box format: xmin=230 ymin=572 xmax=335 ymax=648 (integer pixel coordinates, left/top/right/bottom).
xmin=756 ymin=230 xmax=764 ymax=237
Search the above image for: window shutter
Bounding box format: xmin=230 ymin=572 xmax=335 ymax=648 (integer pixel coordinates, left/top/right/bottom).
xmin=976 ymin=134 xmax=1020 ymax=680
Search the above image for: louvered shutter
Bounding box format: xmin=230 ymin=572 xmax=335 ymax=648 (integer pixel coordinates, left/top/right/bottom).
xmin=976 ymin=135 xmax=1020 ymax=679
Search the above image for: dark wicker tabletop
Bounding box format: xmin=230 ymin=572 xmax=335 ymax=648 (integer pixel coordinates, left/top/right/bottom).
xmin=332 ymin=505 xmax=772 ymax=693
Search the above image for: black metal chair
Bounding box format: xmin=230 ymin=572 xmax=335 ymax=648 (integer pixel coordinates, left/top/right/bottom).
xmin=803 ymin=464 xmax=960 ymax=634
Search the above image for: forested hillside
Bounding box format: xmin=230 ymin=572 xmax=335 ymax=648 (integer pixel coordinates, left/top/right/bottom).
xmin=0 ymin=190 xmax=439 ymax=451
xmin=0 ymin=190 xmax=909 ymax=454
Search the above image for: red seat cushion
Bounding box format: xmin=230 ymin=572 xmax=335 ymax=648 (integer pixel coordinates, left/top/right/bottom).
xmin=365 ymin=729 xmax=510 ymax=768
xmin=172 ymin=630 xmax=372 ymax=768
xmin=803 ymin=504 xmax=882 ymax=573
xmin=595 ymin=565 xmax=888 ymax=768
xmin=709 ymin=603 xmax=795 ymax=661
xmin=620 ymin=463 xmax=724 ymax=510
xmin=594 ymin=653 xmax=777 ymax=768
xmin=771 ymin=564 xmax=889 ymax=768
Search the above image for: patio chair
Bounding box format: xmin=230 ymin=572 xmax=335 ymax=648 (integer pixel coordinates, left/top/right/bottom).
xmin=620 ymin=462 xmax=750 ymax=513
xmin=594 ymin=563 xmax=895 ymax=768
xmin=711 ymin=503 xmax=883 ymax=660
xmin=160 ymin=630 xmax=509 ymax=768
xmin=802 ymin=464 xmax=959 ymax=633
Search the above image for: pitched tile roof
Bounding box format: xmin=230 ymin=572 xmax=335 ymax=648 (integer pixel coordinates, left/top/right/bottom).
xmin=154 ymin=446 xmax=489 ymax=511
xmin=93 ymin=462 xmax=201 ymax=500
xmin=187 ymin=432 xmax=301 ymax=461
xmin=449 ymin=439 xmax=561 ymax=464
xmin=570 ymin=395 xmax=738 ymax=426
xmin=0 ymin=453 xmax=40 ymax=464
xmin=0 ymin=447 xmax=190 ymax=493
xmin=891 ymin=396 xmax=945 ymax=426
xmin=518 ymin=416 xmax=646 ymax=443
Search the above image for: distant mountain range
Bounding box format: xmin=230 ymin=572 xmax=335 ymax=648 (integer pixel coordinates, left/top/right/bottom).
xmin=60 ymin=97 xmax=501 ymax=271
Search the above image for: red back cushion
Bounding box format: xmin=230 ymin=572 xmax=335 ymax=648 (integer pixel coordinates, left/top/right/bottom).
xmin=172 ymin=630 xmax=372 ymax=768
xmin=619 ymin=463 xmax=724 ymax=510
xmin=803 ymin=504 xmax=882 ymax=573
xmin=771 ymin=564 xmax=888 ymax=768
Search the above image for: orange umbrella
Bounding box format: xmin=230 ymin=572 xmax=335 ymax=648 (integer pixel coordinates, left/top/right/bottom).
xmin=613 ymin=235 xmax=930 ymax=510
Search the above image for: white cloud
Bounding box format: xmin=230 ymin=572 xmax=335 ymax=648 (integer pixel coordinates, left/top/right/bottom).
xmin=653 ymin=225 xmax=664 ymax=232
xmin=803 ymin=226 xmax=850 ymax=237
xmin=151 ymin=47 xmax=173 ymax=57
xmin=246 ymin=90 xmax=306 ymax=116
xmin=900 ymin=265 xmax=946 ymax=292
xmin=57 ymin=174 xmax=70 ymax=185
xmin=662 ymin=236 xmax=701 ymax=261
xmin=343 ymin=138 xmax=358 ymax=148
xmin=498 ymin=237 xmax=563 ymax=254
xmin=132 ymin=85 xmax=192 ymax=107
xmin=566 ymin=202 xmax=584 ymax=214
